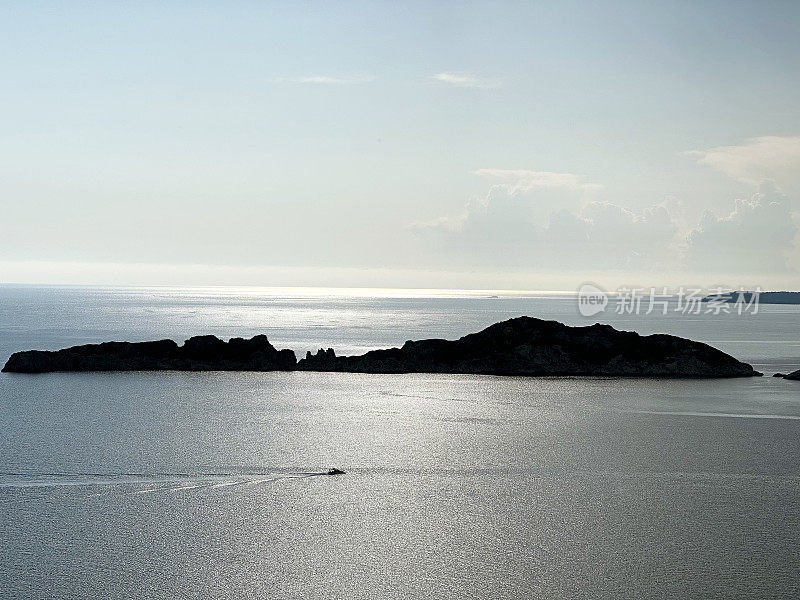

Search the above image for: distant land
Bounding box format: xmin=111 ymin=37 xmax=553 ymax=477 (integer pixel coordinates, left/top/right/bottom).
xmin=774 ymin=369 xmax=800 ymax=381
xmin=702 ymin=291 xmax=800 ymax=304
xmin=2 ymin=317 xmax=761 ymax=378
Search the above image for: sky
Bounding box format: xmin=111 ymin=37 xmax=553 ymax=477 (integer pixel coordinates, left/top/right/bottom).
xmin=1 ymin=1 xmax=799 ymax=290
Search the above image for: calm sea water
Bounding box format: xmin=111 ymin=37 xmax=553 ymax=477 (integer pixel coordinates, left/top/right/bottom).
xmin=1 ymin=285 xmax=800 ymax=599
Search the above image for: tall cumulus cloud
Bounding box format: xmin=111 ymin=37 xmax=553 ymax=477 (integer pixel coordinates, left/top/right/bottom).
xmin=416 ymin=167 xmax=798 ymax=274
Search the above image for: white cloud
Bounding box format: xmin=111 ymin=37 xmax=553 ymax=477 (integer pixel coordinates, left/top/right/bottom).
xmin=432 ymin=72 xmax=501 ymax=89
xmin=418 ymin=160 xmax=800 ymax=274
xmin=579 ymin=202 xmax=679 ymax=267
xmin=474 ymin=170 xmax=602 ymax=231
xmin=473 ymin=169 xmax=604 ymax=192
xmin=529 ymin=201 xmax=679 ymax=269
xmin=685 ymin=183 xmax=797 ymax=272
xmin=414 ymin=170 xmax=677 ymax=270
xmin=684 ymin=136 xmax=800 ymax=271
xmin=686 ymin=136 xmax=800 ymax=201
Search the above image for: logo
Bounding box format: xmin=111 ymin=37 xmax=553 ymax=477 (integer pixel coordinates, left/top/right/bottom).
xmin=578 ymin=283 xmax=608 ymax=317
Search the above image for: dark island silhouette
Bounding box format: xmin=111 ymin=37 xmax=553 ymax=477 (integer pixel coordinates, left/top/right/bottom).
xmin=2 ymin=316 xmax=762 ymax=378
xmin=773 ymin=369 xmax=800 ymax=381
xmin=702 ymin=291 xmax=800 ymax=305
xmin=2 ymin=334 xmax=296 ymax=373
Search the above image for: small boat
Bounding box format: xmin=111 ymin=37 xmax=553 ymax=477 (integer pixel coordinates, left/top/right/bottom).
xmin=326 ymin=468 xmax=346 ymax=475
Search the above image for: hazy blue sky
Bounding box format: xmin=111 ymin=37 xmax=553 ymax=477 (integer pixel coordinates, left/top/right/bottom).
xmin=1 ymin=1 xmax=799 ymax=289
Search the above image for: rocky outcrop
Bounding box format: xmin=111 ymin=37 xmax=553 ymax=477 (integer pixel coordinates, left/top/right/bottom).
xmin=2 ymin=317 xmax=761 ymax=377
xmin=775 ymin=368 xmax=800 ymax=381
xmin=1 ymin=335 xmax=296 ymax=373
xmin=297 ymin=317 xmax=760 ymax=377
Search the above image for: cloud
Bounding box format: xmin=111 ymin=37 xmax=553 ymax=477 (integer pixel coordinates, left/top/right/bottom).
xmin=414 ymin=170 xmax=603 ymax=234
xmin=685 ymin=136 xmax=800 ymax=271
xmin=474 ymin=169 xmax=604 ymax=227
xmin=431 ymin=72 xmax=501 ymax=89
xmin=578 ymin=202 xmax=679 ymax=268
xmin=473 ymin=169 xmax=604 ymax=193
xmin=685 ymin=182 xmax=797 ymax=272
xmin=529 ymin=202 xmax=679 ymax=269
xmin=273 ymin=75 xmax=372 ymax=84
xmin=686 ymin=136 xmax=800 ymax=202
xmin=414 ymin=170 xmax=677 ymax=270
xmin=418 ymin=162 xmax=800 ymax=274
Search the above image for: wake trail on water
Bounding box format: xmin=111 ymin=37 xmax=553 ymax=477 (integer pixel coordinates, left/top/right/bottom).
xmin=625 ymin=410 xmax=800 ymax=420
xmin=0 ymin=470 xmax=337 ymax=499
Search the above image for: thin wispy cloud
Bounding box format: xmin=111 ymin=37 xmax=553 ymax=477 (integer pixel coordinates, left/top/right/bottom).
xmin=432 ymin=72 xmax=501 ymax=89
xmin=685 ymin=136 xmax=800 ymax=189
xmin=273 ymin=75 xmax=372 ymax=85
xmin=473 ymin=169 xmax=604 ymax=193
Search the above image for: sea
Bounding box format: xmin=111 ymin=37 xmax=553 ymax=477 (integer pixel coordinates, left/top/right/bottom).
xmin=1 ymin=284 xmax=799 ymax=599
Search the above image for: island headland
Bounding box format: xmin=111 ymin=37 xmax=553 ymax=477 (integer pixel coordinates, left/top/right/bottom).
xmin=702 ymin=291 xmax=800 ymax=305
xmin=2 ymin=316 xmax=762 ymax=378
xmin=773 ymin=369 xmax=800 ymax=381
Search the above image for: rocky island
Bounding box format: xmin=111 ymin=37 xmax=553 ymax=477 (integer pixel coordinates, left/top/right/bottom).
xmin=3 ymin=317 xmax=761 ymax=378
xmin=298 ymin=317 xmax=760 ymax=377
xmin=1 ymin=334 xmax=297 ymax=373
xmin=773 ymin=369 xmax=800 ymax=381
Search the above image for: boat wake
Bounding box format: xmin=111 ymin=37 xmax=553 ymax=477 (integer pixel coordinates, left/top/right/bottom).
xmin=0 ymin=469 xmax=344 ymax=499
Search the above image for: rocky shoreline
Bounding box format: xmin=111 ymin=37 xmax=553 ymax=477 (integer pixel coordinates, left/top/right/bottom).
xmin=773 ymin=369 xmax=800 ymax=381
xmin=2 ymin=317 xmax=764 ymax=378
